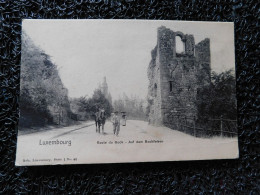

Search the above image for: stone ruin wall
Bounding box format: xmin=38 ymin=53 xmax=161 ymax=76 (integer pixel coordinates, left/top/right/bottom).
xmin=147 ymin=45 xmax=163 ymax=125
xmin=147 ymin=26 xmax=211 ymax=130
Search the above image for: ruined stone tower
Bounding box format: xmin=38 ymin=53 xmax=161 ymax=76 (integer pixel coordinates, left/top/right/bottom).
xmin=147 ymin=26 xmax=211 ymax=130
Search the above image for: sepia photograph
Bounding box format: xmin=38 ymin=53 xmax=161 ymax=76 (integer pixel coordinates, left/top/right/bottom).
xmin=16 ymin=19 xmax=238 ymax=166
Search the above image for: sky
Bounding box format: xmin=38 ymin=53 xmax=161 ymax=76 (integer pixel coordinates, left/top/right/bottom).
xmin=22 ymin=19 xmax=235 ymax=100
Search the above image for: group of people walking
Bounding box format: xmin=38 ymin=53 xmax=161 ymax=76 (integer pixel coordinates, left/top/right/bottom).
xmin=95 ymin=109 xmax=126 ymax=136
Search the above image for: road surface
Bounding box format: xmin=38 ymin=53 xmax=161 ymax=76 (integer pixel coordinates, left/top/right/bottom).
xmin=16 ymin=120 xmax=239 ymax=165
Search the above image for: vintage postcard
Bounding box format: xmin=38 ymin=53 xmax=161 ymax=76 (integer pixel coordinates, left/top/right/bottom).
xmin=16 ymin=19 xmax=238 ymax=166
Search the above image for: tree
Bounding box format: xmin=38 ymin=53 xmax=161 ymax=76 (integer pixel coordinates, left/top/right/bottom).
xmin=196 ymin=69 xmax=236 ymax=120
xmin=92 ymin=89 xmax=112 ymax=117
xmin=113 ymin=94 xmax=147 ymax=120
xmin=19 ymin=31 xmax=72 ymax=128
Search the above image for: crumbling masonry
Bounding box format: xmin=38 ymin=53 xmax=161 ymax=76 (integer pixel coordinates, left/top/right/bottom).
xmin=147 ymin=26 xmax=211 ymax=130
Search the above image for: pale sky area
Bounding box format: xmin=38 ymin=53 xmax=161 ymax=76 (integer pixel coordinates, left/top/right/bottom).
xmin=22 ymin=19 xmax=235 ymax=100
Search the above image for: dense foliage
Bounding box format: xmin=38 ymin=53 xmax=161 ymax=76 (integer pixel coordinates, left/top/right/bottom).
xmin=196 ymin=69 xmax=237 ymax=120
xmin=70 ymin=89 xmax=113 ymax=121
xmin=19 ymin=32 xmax=72 ymax=128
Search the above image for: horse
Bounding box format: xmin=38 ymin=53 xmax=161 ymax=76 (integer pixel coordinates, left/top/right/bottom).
xmin=97 ymin=109 xmax=106 ymax=134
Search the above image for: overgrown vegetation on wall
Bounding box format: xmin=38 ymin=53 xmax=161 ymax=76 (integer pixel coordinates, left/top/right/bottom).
xmin=19 ymin=32 xmax=72 ymax=129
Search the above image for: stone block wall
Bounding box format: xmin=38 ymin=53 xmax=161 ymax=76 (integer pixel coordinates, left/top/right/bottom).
xmin=147 ymin=26 xmax=211 ymax=131
xmin=147 ymin=45 xmax=163 ymax=125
